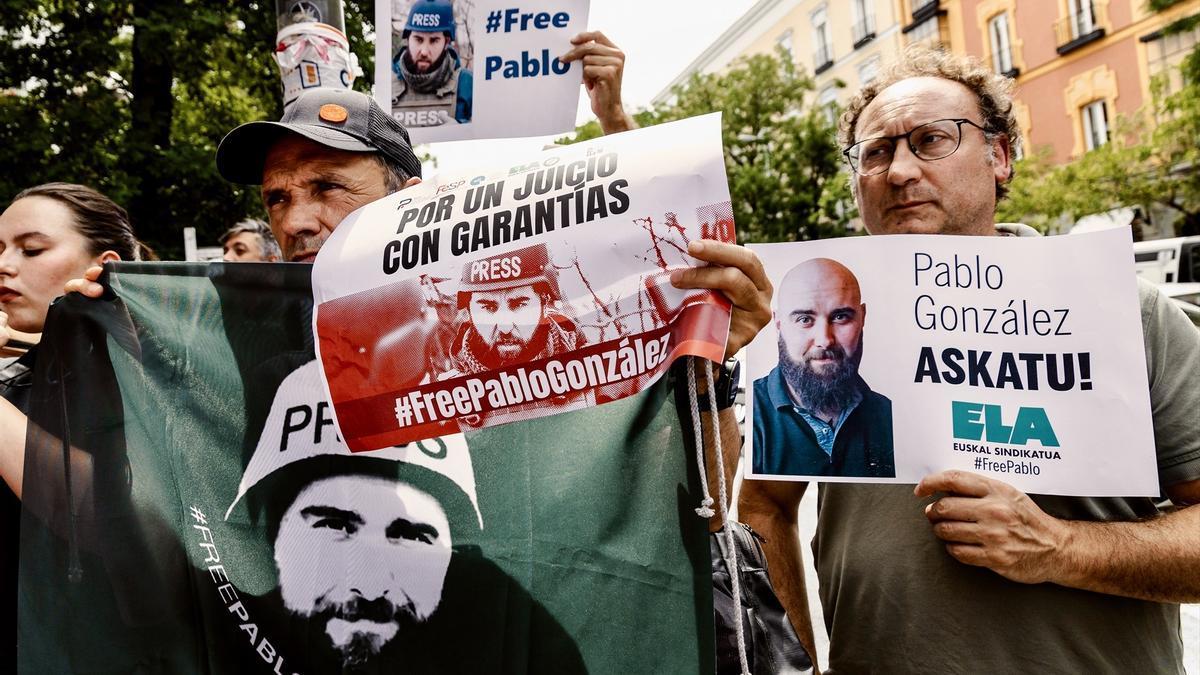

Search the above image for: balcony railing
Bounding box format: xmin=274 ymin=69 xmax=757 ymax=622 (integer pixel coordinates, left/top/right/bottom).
xmin=813 ymin=45 xmax=833 ymax=74
xmin=1055 ymin=4 xmax=1106 ymax=54
xmin=852 ymin=14 xmax=877 ymax=48
xmin=912 ymin=0 xmax=941 ymax=23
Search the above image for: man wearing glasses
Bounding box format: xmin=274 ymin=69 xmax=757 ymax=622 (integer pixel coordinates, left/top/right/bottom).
xmin=740 ymin=47 xmax=1200 ymax=673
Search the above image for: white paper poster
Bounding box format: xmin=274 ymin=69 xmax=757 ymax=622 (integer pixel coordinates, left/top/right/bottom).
xmin=311 ymin=114 xmax=734 ymax=451
xmin=745 ymin=228 xmax=1158 ymax=497
xmin=375 ymin=0 xmax=589 ymax=144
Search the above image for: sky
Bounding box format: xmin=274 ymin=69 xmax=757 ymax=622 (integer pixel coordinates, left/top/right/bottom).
xmin=421 ymin=0 xmax=755 ymax=172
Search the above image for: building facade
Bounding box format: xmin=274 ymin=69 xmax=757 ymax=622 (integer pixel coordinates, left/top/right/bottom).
xmin=652 ymin=0 xmax=910 ymax=114
xmin=955 ymin=0 xmax=1200 ymax=163
xmin=659 ymin=0 xmax=1200 ymax=164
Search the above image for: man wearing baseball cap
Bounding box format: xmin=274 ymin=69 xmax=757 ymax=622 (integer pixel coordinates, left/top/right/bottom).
xmin=391 ymin=0 xmax=473 ymax=127
xmin=68 ymin=36 xmax=774 ymax=535
xmin=452 ymin=243 xmax=583 ymax=374
xmin=214 ymin=87 xmax=424 ymax=264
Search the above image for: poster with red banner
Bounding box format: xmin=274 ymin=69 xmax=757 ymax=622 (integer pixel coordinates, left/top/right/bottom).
xmin=311 ymin=113 xmax=733 ymax=450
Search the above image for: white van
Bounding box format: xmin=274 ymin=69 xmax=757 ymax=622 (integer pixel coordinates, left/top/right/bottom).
xmin=1133 ymin=235 xmax=1200 ymax=284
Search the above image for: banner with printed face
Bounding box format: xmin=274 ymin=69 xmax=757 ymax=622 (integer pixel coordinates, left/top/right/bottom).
xmin=374 ymin=0 xmax=589 ymax=144
xmin=744 ymin=228 xmax=1158 ymax=497
xmin=18 ymin=262 xmax=713 ymax=674
xmin=311 ymin=113 xmax=733 ymax=451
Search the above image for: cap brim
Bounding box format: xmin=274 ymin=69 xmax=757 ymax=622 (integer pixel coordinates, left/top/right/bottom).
xmin=216 ymin=120 xmax=378 ymax=185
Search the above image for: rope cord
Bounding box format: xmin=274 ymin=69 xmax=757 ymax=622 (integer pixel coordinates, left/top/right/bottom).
xmin=687 ymin=355 xmax=749 ymax=675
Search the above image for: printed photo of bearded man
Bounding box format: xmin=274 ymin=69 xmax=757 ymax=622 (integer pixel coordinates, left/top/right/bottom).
xmin=753 ymin=257 xmax=894 ymax=478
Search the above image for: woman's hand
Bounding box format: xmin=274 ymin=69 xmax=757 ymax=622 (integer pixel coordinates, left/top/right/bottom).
xmin=63 ymin=265 xmax=106 ymax=298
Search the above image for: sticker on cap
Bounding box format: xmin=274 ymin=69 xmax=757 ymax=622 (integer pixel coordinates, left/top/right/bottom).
xmin=319 ymin=103 xmax=348 ymax=123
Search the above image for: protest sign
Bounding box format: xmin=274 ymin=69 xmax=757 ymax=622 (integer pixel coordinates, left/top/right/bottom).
xmin=744 ymin=228 xmax=1157 ymax=497
xmin=374 ymin=0 xmax=588 ymax=144
xmin=311 ymin=113 xmax=733 ymax=451
xmin=19 ymin=262 xmax=713 ymax=674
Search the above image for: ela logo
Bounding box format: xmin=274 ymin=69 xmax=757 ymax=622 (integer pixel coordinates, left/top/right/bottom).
xmin=951 ymin=401 xmax=1060 ymax=447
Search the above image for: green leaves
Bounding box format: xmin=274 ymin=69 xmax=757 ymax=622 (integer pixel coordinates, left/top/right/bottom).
xmin=1000 ymin=73 xmax=1200 ymax=237
xmin=0 ymin=0 xmax=375 ymax=258
xmin=559 ymin=49 xmax=855 ymax=243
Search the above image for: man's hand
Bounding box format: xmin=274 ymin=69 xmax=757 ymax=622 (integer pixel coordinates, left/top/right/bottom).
xmin=916 ymin=470 xmax=1068 ymax=584
xmin=560 ymin=31 xmax=636 ymax=134
xmin=0 ymin=310 xmax=9 ymax=351
xmin=63 ymin=265 xmax=106 ymax=299
xmin=670 ymin=240 xmax=772 ymax=360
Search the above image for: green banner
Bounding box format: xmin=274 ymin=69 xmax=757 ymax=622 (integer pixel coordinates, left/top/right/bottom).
xmin=19 ymin=262 xmax=712 ymax=674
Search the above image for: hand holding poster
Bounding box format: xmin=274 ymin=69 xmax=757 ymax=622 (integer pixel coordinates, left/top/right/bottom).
xmin=375 ymin=0 xmax=589 ymax=143
xmin=745 ymin=228 xmax=1158 ymax=497
xmin=312 ymin=113 xmax=734 ymax=451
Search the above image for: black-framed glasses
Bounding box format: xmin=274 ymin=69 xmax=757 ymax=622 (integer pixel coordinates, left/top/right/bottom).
xmin=842 ymin=118 xmax=989 ymax=176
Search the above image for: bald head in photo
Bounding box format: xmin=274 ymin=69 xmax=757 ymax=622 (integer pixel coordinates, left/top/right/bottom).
xmin=753 ymin=258 xmax=893 ymax=478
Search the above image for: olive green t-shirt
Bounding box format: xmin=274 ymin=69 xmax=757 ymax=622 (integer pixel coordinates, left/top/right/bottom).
xmin=814 ymin=278 xmax=1200 ymax=673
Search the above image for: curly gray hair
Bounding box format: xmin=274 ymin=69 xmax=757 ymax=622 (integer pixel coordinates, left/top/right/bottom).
xmin=839 ymin=45 xmax=1021 ymax=202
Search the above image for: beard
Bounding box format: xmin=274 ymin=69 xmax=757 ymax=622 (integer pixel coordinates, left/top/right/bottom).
xmin=777 ymin=335 xmax=862 ymax=414
xmin=468 ymin=322 xmax=549 ymax=370
xmin=404 ymin=48 xmax=446 ymax=74
xmin=289 ymin=594 xmax=424 ymax=672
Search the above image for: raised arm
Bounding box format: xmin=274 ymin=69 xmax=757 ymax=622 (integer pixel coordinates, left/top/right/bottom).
xmin=561 ymin=31 xmax=637 ymax=135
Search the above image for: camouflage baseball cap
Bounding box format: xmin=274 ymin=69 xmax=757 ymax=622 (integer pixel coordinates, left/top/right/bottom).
xmin=216 ymin=88 xmax=423 ymax=185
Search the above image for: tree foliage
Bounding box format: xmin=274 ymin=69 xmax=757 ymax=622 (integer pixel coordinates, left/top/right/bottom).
xmin=0 ymin=0 xmax=374 ymax=258
xmin=999 ymin=19 xmax=1200 ymax=237
xmin=559 ymin=50 xmax=855 ymax=243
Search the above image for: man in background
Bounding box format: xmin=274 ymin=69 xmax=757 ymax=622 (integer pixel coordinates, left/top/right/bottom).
xmin=221 ymin=219 xmax=281 ymax=262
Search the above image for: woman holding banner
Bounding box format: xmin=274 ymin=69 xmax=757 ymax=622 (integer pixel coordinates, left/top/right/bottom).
xmin=0 ymin=182 xmax=142 ymax=662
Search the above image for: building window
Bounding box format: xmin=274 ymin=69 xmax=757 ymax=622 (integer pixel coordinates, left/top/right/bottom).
xmin=1082 ymin=100 xmax=1108 ymax=150
xmin=1144 ymin=21 xmax=1200 ymax=96
xmin=851 ymin=0 xmax=875 ymax=48
xmin=906 ymin=14 xmax=943 ymax=49
xmin=1068 ymin=0 xmax=1096 ymax=40
xmin=1056 ymin=0 xmax=1105 ymax=54
xmin=912 ymin=0 xmax=941 ymax=22
xmin=777 ymin=29 xmax=794 ymax=59
xmin=818 ymin=85 xmax=839 ymax=125
xmin=988 ymin=13 xmax=1013 ymax=75
xmin=812 ymin=5 xmax=833 ymax=73
xmin=857 ymin=56 xmax=881 ymax=85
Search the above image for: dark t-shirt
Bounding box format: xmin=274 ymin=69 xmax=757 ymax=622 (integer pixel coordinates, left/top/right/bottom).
xmin=1 ymin=349 xmax=34 ymax=669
